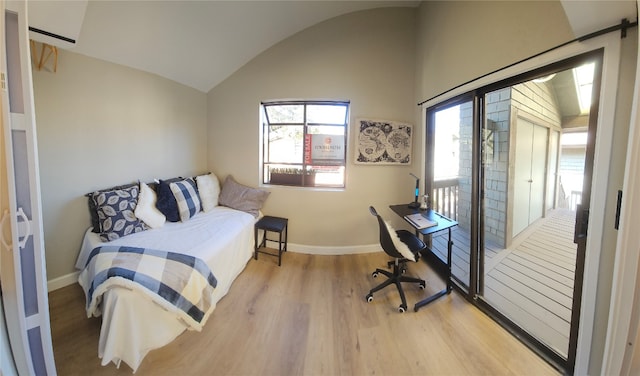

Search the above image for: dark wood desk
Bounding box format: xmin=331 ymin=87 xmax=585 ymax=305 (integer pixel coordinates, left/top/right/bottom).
xmin=389 ymin=205 xmax=458 ymax=311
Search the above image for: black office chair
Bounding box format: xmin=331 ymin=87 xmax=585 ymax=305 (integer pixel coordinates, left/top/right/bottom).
xmin=366 ymin=206 xmax=427 ymax=312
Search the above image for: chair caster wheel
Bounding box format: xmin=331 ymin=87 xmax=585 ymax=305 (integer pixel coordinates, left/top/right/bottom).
xmin=366 ymin=294 xmax=373 ymax=303
xmin=372 ymin=271 xmax=379 ymax=278
xmin=419 ymin=281 xmax=426 ymax=289
xmin=398 ymin=305 xmax=406 ymax=313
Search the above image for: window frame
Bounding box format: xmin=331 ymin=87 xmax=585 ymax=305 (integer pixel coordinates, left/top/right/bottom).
xmin=260 ymin=100 xmax=350 ymax=188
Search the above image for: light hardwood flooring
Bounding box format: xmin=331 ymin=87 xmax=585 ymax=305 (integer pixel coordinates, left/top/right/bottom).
xmin=49 ymin=252 xmax=560 ymax=375
xmin=429 ymin=209 xmax=577 ymax=357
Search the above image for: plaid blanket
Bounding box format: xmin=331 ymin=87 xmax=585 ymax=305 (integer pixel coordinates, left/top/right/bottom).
xmin=78 ymin=246 xmax=217 ymax=330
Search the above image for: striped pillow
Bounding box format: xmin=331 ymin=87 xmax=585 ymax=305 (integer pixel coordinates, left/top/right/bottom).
xmin=170 ymin=178 xmax=201 ymax=222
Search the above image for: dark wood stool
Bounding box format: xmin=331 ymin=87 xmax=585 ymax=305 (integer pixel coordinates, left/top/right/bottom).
xmin=254 ymin=216 xmax=288 ymax=266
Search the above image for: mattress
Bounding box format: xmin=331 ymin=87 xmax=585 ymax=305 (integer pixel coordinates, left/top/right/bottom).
xmin=75 ymin=206 xmax=257 ymax=371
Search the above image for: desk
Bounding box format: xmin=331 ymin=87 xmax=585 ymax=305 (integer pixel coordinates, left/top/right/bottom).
xmin=390 ymin=205 xmax=458 ymax=311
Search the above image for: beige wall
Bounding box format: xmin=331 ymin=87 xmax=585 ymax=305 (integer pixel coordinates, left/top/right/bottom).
xmin=32 ymin=49 xmax=207 ymax=280
xmin=415 ymin=2 xmax=637 ymax=374
xmin=207 ymin=8 xmax=419 ymax=248
xmin=416 ymin=1 xmax=574 ymax=102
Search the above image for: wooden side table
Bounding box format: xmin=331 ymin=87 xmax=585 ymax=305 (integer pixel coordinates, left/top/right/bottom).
xmin=254 ymin=216 xmax=288 ymax=266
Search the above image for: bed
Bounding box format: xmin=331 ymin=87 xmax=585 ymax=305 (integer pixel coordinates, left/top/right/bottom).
xmin=75 ymin=174 xmax=268 ymax=371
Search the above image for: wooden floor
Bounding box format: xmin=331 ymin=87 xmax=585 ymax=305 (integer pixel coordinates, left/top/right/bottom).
xmin=49 ymin=252 xmax=559 ymax=375
xmin=428 ymin=209 xmax=576 ymax=357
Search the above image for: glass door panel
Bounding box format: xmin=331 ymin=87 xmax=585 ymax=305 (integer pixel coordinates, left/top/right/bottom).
xmin=479 ymin=61 xmax=597 ymax=359
xmin=429 ymin=100 xmax=474 ymax=289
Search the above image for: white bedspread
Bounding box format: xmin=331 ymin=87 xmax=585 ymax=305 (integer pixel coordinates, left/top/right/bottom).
xmin=75 ymin=206 xmax=256 ymax=372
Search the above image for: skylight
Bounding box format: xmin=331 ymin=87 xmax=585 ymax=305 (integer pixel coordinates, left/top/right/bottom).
xmin=574 ymin=62 xmax=595 ymax=115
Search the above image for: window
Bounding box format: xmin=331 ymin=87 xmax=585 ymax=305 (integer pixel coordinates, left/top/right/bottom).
xmin=261 ymin=100 xmax=349 ymax=188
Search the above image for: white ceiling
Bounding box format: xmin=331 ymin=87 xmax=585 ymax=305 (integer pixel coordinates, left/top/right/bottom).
xmin=561 ymin=0 xmax=637 ymax=38
xmin=54 ymin=0 xmax=420 ymax=93
xmin=29 ymin=1 xmax=637 ymax=94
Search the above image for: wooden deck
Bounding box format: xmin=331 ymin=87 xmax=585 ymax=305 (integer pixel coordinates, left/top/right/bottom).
xmin=430 ymin=226 xmax=502 ymax=287
xmin=428 ymin=209 xmax=576 ymax=357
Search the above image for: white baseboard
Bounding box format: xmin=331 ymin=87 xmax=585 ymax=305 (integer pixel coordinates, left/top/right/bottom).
xmin=46 ymin=244 xmax=381 ymax=291
xmin=288 ymin=243 xmax=380 ymax=255
xmin=47 ymin=271 xmax=79 ymax=292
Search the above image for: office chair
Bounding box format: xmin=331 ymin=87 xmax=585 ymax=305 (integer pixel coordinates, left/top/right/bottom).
xmin=366 ymin=206 xmax=427 ymax=312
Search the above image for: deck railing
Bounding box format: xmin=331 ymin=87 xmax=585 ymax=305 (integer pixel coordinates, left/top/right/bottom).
xmin=432 ymin=178 xmax=459 ymax=220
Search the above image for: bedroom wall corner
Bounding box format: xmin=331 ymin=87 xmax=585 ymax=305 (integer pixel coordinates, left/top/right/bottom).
xmin=32 ymin=49 xmax=208 ymax=282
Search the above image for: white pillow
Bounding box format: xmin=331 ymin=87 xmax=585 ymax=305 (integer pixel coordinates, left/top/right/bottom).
xmin=196 ymin=173 xmax=220 ymax=212
xmin=384 ymin=221 xmax=416 ymax=262
xmin=134 ymin=182 xmax=166 ymax=229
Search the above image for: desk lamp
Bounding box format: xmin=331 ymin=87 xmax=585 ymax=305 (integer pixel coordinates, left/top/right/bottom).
xmin=408 ymin=173 xmax=420 ymax=209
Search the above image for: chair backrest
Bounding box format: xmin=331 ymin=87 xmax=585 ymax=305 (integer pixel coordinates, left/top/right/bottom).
xmin=369 ymin=206 xmax=404 ymax=259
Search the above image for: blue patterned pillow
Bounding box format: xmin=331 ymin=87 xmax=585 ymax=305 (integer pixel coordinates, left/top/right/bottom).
xmin=86 ymin=182 xmax=137 ymax=233
xmin=170 ymin=178 xmax=201 ymax=222
xmin=155 ymin=177 xmax=182 ymax=222
xmin=92 ymin=185 xmax=147 ymax=241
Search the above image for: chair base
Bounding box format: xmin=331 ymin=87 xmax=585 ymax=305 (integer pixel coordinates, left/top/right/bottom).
xmin=366 ymin=260 xmax=426 ymax=312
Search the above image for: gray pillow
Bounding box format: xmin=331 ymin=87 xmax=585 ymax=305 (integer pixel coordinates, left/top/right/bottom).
xmin=218 ymin=175 xmax=270 ymax=217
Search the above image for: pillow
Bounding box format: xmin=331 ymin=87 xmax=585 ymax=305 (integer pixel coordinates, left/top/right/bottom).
xmin=196 ymin=173 xmax=220 ymax=212
xmin=134 ymin=181 xmax=166 ymax=229
xmin=218 ymin=175 xmax=270 ymax=217
xmin=170 ymin=178 xmax=201 ymax=222
xmin=86 ymin=182 xmax=137 ymax=233
xmin=155 ymin=177 xmax=183 ymax=222
xmin=92 ymin=185 xmax=147 ymax=242
xmin=384 ymin=221 xmax=416 ymax=262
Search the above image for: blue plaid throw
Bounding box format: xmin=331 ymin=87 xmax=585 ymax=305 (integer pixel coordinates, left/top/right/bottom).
xmin=79 ymin=246 xmax=218 ymax=330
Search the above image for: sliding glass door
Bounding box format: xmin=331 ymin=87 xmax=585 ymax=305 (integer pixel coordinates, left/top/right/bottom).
xmin=425 ymin=49 xmax=604 ymax=373
xmin=426 ymin=98 xmax=475 ymax=291
xmin=479 ymin=54 xmax=601 ymax=369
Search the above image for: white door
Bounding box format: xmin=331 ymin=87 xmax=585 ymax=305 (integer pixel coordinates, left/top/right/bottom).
xmin=512 ymin=118 xmax=548 ymax=237
xmin=546 ymin=130 xmax=559 ymax=210
xmin=529 ymin=123 xmax=548 ymax=223
xmin=1 ymin=1 xmax=56 ymax=374
xmin=512 ymin=119 xmax=533 ymax=237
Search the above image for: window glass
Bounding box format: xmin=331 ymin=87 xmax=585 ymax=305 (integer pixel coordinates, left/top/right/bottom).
xmin=267 ymin=125 xmax=303 ymax=163
xmin=307 ymin=104 xmax=348 ymax=124
xmin=265 ymin=104 xmax=304 ymax=124
xmin=262 ymin=101 xmax=349 ymax=188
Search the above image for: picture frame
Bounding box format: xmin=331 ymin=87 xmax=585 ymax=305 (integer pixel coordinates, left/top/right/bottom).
xmin=354 ymin=119 xmax=413 ymax=165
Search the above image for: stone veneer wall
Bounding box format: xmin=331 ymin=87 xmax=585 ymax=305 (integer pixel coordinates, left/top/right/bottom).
xmin=456 ymin=101 xmax=474 ymax=232
xmin=455 ymin=81 xmax=561 ymax=247
xmin=482 ymin=88 xmax=512 ymax=246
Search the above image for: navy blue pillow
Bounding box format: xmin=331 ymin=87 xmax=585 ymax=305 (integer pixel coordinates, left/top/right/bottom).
xmin=155 ymin=177 xmax=183 ymax=222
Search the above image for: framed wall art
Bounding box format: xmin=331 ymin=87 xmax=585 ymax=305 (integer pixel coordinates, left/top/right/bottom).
xmin=355 ymin=119 xmax=413 ymax=165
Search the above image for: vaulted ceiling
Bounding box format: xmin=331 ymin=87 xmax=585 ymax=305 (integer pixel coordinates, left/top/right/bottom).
xmin=28 ymin=1 xmax=637 ymax=94
xmin=29 ymin=1 xmax=420 ymax=93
